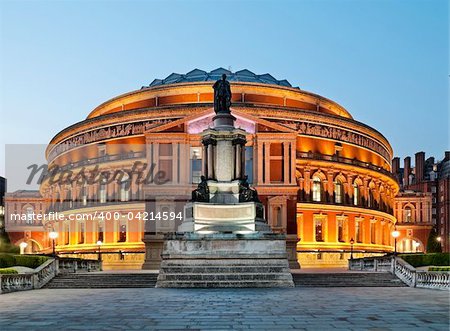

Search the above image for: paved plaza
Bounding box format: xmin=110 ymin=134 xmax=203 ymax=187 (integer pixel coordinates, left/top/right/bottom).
xmin=0 ymin=287 xmax=449 ymax=330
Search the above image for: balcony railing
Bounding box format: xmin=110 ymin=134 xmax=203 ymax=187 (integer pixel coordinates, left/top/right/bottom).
xmin=296 ymin=151 xmax=396 ymax=180
xmin=50 ymin=151 xmax=145 ymax=172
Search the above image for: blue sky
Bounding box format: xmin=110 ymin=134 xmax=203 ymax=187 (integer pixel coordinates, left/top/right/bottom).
xmin=0 ymin=0 xmax=448 ymax=178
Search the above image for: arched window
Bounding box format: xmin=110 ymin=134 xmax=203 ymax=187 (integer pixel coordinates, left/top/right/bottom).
xmin=99 ymin=182 xmax=107 ymax=204
xmin=404 ymin=207 xmax=413 ymax=222
xmin=120 ymin=174 xmax=130 ymax=202
xmin=25 ymin=206 xmax=34 ymax=225
xmin=81 ymin=183 xmax=88 ymax=206
xmin=353 ymin=184 xmax=360 ymax=206
xmin=368 ymin=189 xmax=374 ymax=208
xmin=334 ymin=181 xmax=343 ymax=204
xmin=67 ymin=187 xmax=73 ymax=208
xmin=312 ymin=177 xmax=322 ymax=202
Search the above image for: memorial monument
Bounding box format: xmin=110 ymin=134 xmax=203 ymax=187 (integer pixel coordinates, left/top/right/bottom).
xmin=155 ymin=74 xmax=294 ymax=287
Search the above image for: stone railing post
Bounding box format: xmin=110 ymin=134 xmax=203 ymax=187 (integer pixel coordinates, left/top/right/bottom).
xmin=32 ymin=272 xmax=38 ymax=289
xmin=374 ymin=258 xmax=378 ymax=271
xmin=391 ymin=257 xmax=395 ymax=274
xmin=0 ymin=275 xmax=3 ymax=294
xmin=412 ymin=270 xmax=417 ymax=288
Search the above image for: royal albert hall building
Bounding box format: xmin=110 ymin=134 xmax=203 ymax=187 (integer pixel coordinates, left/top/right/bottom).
xmin=40 ymin=68 xmax=399 ymax=269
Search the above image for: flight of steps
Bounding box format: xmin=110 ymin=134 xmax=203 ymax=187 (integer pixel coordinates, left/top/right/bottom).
xmin=156 ymin=259 xmax=294 ymax=288
xmin=44 ymin=273 xmax=158 ymax=289
xmin=292 ymin=272 xmax=406 ymax=287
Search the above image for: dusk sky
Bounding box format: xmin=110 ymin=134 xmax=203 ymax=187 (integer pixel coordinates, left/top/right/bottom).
xmin=0 ymin=0 xmax=448 ymax=178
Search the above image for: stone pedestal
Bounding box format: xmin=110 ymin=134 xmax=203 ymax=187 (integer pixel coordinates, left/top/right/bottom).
xmin=181 ymin=201 xmax=270 ymax=233
xmin=142 ymin=234 xmax=165 ymax=270
xmin=156 ymin=233 xmax=294 ymax=288
xmin=286 ymin=234 xmax=301 ymax=269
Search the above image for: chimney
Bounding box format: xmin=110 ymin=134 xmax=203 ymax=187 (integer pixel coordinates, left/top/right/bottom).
xmin=415 ymin=152 xmax=425 ymax=183
xmin=403 ymin=156 xmax=411 ymax=186
xmin=445 ymin=151 xmax=450 ymax=161
xmin=392 ymin=157 xmax=400 ymax=174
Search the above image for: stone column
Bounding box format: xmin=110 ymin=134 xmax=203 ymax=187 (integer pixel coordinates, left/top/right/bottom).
xmin=284 ymin=142 xmax=290 ymax=184
xmin=240 ymin=143 xmax=245 ymax=179
xmin=235 ymin=144 xmax=241 ymax=180
xmin=264 ymin=142 xmax=271 ymax=184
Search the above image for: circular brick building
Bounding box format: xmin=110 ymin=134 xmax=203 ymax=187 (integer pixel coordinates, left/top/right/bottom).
xmin=41 ymin=68 xmax=399 ymax=269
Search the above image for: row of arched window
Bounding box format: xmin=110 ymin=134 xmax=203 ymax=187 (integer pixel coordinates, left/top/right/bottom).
xmin=47 ymin=174 xmax=138 ymax=212
xmin=301 ymin=174 xmax=392 ymax=213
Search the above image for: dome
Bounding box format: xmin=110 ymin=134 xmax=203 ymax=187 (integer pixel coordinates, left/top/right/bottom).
xmin=142 ymin=68 xmax=297 ymax=89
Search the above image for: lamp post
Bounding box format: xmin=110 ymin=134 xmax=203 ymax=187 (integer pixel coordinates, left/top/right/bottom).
xmin=97 ymin=240 xmax=103 ymax=261
xmin=19 ymin=242 xmax=28 ymax=255
xmin=391 ymin=230 xmax=400 ymax=255
xmin=49 ymin=231 xmax=58 ymax=258
xmin=350 ymin=237 xmax=354 ymax=260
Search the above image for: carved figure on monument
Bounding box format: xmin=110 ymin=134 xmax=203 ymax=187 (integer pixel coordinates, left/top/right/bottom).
xmin=213 ymin=74 xmax=232 ymax=114
xmin=192 ymin=175 xmax=209 ymax=202
xmin=239 ymin=175 xmax=260 ymax=202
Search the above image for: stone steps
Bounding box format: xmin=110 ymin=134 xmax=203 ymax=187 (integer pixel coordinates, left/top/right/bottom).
xmin=45 ymin=273 xmax=158 ymax=289
xmin=156 ymin=280 xmax=294 ymax=288
xmin=159 ymin=273 xmax=293 ymax=281
xmin=292 ymin=272 xmax=406 ymax=287
xmin=157 ymin=258 xmax=294 ymax=288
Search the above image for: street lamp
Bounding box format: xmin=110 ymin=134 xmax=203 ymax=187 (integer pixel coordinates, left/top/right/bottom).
xmin=97 ymin=240 xmax=103 ymax=261
xmin=49 ymin=231 xmax=58 ymax=258
xmin=437 ymin=236 xmax=442 ymax=243
xmin=350 ymin=237 xmax=355 ymax=260
xmin=391 ymin=230 xmax=400 ymax=255
xmin=19 ymin=242 xmax=28 ymax=255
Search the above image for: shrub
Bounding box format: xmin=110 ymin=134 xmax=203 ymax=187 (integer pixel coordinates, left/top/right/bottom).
xmin=0 ymin=254 xmax=49 ymax=269
xmin=429 ymin=266 xmax=450 ymax=272
xmin=401 ymin=253 xmax=450 ymax=267
xmin=0 ymin=268 xmax=18 ymax=274
xmin=13 ymin=255 xmax=49 ymax=269
xmin=0 ymin=254 xmax=16 ymax=268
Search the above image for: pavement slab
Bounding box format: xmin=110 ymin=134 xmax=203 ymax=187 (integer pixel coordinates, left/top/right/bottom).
xmin=0 ymin=287 xmax=448 ymax=330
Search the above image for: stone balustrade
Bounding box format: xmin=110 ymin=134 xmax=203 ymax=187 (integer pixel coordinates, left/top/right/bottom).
xmin=349 ymin=255 xmax=449 ymax=290
xmin=0 ymin=257 xmax=102 ymax=294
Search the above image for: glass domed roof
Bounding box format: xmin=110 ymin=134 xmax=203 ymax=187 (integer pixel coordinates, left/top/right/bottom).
xmin=142 ymin=68 xmax=297 ymax=89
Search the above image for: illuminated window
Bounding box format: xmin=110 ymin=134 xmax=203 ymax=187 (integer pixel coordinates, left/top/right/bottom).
xmin=67 ymin=188 xmax=73 ymax=208
xmin=99 ymin=183 xmax=107 ymax=204
xmin=118 ymin=222 xmax=127 ymax=242
xmin=337 ymin=218 xmax=345 ymax=242
xmin=78 ymin=222 xmax=85 ymax=244
xmin=356 ymin=220 xmax=363 ymax=243
xmin=353 ymin=184 xmax=359 ymax=206
xmin=312 ymin=177 xmax=322 ymax=202
xmin=370 ymin=222 xmax=376 ymax=244
xmin=334 ymin=181 xmax=343 ymax=204
xmin=368 ymin=189 xmax=374 ymax=208
xmin=315 ymin=218 xmax=324 ymax=242
xmin=25 ymin=206 xmax=34 ymax=225
xmin=98 ymin=222 xmax=104 ymax=242
xmin=64 ymin=223 xmax=69 ymax=245
xmin=404 ymin=207 xmax=412 ymax=222
xmin=82 ymin=183 xmax=88 ymax=206
xmin=120 ymin=174 xmax=130 ymax=202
